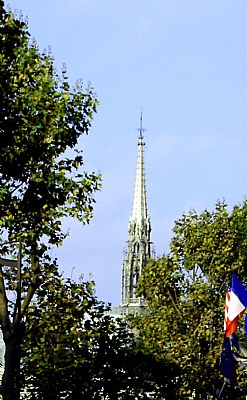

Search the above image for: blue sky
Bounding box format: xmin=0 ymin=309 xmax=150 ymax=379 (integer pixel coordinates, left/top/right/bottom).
xmin=7 ymin=0 xmax=247 ymax=305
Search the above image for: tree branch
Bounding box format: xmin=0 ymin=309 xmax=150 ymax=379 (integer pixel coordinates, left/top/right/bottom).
xmin=18 ymin=254 xmax=40 ymax=323
xmin=168 ymin=290 xmax=183 ymax=321
xmin=0 ymin=264 xmax=10 ymax=331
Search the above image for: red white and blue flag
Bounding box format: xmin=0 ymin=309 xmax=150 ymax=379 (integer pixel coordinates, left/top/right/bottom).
xmin=221 ymin=272 xmax=247 ymax=383
xmin=224 ymin=272 xmax=247 ymax=338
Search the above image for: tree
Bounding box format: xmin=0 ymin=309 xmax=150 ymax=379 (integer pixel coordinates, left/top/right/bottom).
xmin=21 ymin=262 xmax=107 ymax=400
xmin=0 ymin=2 xmax=101 ymax=398
xmin=134 ymin=200 xmax=247 ymax=399
xmin=21 ymin=262 xmax=179 ymax=400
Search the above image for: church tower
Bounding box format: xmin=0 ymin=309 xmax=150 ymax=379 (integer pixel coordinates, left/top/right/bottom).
xmin=121 ymin=115 xmax=152 ymax=307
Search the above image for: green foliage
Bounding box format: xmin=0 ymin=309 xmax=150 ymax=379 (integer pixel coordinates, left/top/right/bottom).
xmin=171 ymin=200 xmax=247 ymax=281
xmin=0 ymin=4 xmax=100 ymax=253
xmin=21 ymin=263 xmax=103 ymax=399
xmin=21 ymin=263 xmax=179 ymax=399
xmin=135 ymin=200 xmax=247 ymax=398
xmin=0 ymin=0 xmax=101 ymax=323
xmin=0 ymin=2 xmax=101 ymax=398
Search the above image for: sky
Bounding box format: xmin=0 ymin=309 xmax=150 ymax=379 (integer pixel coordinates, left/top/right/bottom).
xmin=6 ymin=0 xmax=247 ymax=305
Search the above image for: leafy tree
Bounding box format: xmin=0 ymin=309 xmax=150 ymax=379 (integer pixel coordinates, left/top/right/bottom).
xmin=0 ymin=2 xmax=101 ymax=398
xmin=135 ymin=200 xmax=247 ymax=399
xmin=21 ymin=262 xmax=104 ymax=400
xmin=21 ymin=262 xmax=179 ymax=400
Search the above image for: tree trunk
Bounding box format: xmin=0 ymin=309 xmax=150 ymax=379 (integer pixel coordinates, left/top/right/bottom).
xmin=1 ymin=326 xmax=20 ymax=400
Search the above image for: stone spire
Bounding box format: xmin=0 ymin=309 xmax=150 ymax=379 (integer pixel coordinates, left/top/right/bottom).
xmin=131 ymin=114 xmax=148 ymax=224
xmin=121 ymin=115 xmax=151 ymax=306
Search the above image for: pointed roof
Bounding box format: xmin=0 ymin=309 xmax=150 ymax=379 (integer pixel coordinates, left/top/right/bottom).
xmin=131 ymin=114 xmax=148 ymax=223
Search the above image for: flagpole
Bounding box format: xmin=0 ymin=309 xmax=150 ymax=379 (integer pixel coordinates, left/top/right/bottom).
xmin=218 ymin=380 xmax=226 ymax=399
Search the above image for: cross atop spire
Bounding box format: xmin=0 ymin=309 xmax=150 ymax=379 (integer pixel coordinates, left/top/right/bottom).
xmin=137 ymin=109 xmax=146 ymax=139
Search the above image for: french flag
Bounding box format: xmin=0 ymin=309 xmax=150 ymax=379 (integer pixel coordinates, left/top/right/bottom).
xmin=224 ymin=272 xmax=247 ymax=338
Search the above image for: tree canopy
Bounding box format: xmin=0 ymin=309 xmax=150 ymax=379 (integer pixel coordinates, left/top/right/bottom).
xmin=0 ymin=2 xmax=101 ymax=398
xmin=135 ymin=200 xmax=247 ymax=399
xmin=0 ymin=1 xmax=100 ymax=252
xmin=21 ymin=263 xmax=179 ymax=400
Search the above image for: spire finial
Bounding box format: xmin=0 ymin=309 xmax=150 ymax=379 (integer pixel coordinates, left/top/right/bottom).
xmin=137 ymin=108 xmax=146 ymax=138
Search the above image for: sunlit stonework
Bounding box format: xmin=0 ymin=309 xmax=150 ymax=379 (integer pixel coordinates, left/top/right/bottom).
xmin=121 ymin=115 xmax=152 ymax=312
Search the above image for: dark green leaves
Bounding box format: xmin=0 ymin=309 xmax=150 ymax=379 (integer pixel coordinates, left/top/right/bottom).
xmin=0 ymin=5 xmax=101 ymax=398
xmin=22 ymin=263 xmax=179 ymax=399
xmin=0 ymin=6 xmax=101 ymax=253
xmin=134 ymin=200 xmax=247 ymax=398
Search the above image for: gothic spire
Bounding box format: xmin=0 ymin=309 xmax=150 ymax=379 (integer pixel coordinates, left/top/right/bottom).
xmin=131 ymin=113 xmax=148 ymax=224
xmin=121 ymin=114 xmax=151 ymax=306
